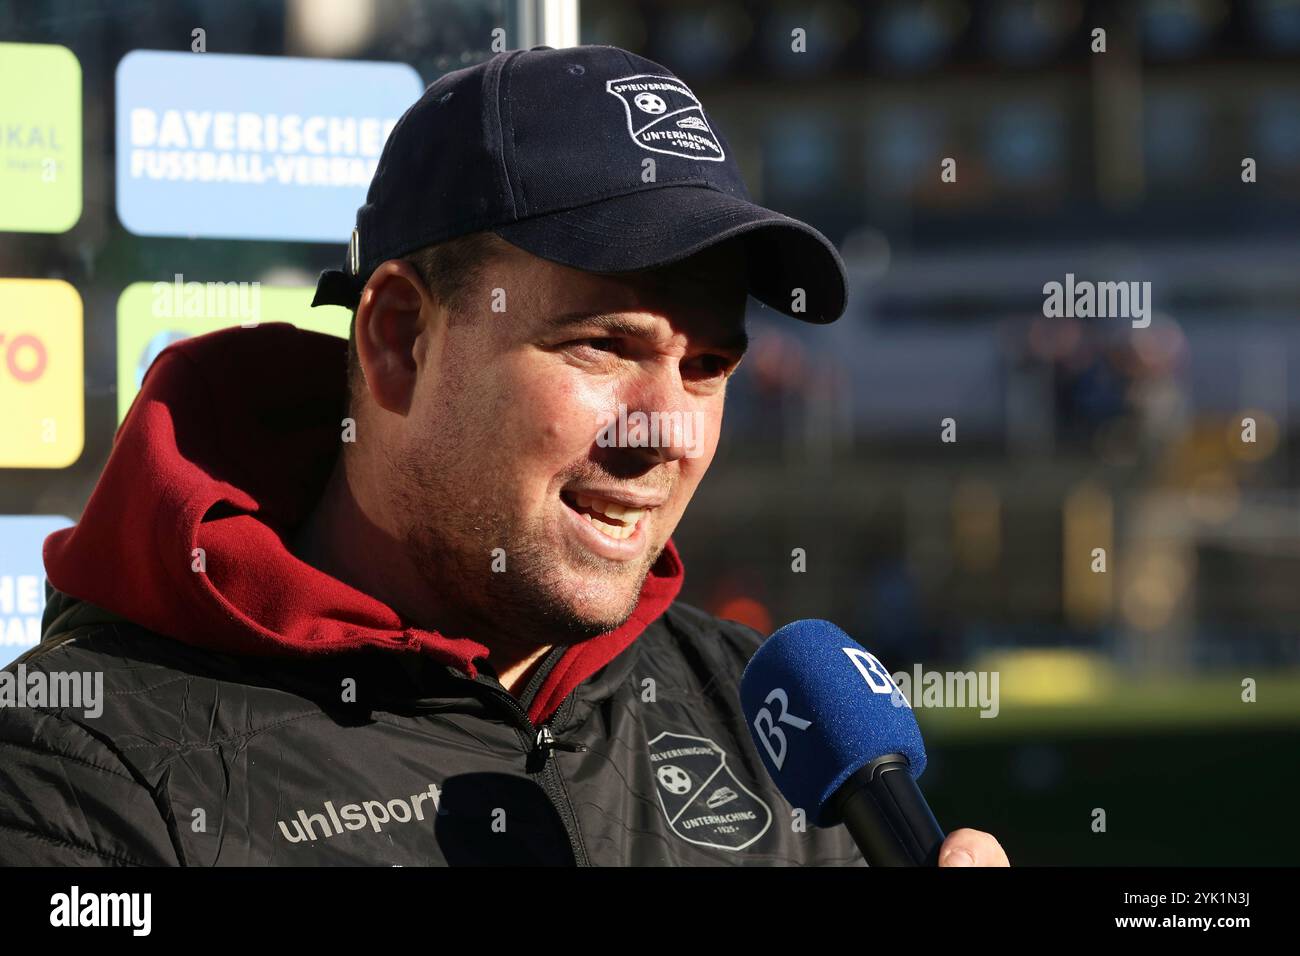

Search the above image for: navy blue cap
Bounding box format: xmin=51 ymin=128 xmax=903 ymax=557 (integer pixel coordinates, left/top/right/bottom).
xmin=312 ymin=45 xmax=847 ymax=323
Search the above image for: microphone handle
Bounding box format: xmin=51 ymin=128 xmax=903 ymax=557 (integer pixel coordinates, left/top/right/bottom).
xmin=830 ymin=753 xmax=946 ymax=866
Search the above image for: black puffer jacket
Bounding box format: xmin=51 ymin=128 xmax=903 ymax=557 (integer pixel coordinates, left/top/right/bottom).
xmin=0 ymin=588 xmax=864 ymax=866
xmin=0 ymin=326 xmax=864 ymax=867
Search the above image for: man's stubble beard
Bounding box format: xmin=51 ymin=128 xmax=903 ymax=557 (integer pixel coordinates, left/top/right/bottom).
xmin=387 ymin=444 xmax=662 ymax=646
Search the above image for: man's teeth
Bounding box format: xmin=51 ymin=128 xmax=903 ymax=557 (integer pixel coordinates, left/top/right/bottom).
xmin=573 ymin=493 xmax=647 ymax=541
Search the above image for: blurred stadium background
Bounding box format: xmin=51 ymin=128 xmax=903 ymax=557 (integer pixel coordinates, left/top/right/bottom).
xmin=2 ymin=0 xmax=1299 ymax=864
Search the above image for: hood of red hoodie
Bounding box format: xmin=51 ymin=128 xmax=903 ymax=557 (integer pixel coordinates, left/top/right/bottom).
xmin=44 ymin=323 xmax=684 ymax=725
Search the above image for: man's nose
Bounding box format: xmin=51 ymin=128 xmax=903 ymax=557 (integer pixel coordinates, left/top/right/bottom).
xmin=605 ymin=374 xmax=700 ymax=465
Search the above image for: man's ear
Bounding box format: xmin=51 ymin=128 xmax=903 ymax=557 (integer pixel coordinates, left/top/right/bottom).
xmin=353 ymin=260 xmax=435 ymax=416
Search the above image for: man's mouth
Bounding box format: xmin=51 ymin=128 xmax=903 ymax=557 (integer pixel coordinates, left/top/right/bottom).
xmin=560 ymin=490 xmax=650 ymax=541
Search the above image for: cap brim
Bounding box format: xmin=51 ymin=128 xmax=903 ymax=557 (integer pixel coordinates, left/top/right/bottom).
xmin=492 ymin=186 xmax=847 ymax=324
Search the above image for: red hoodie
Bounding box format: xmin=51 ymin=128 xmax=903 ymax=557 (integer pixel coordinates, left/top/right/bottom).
xmin=43 ymin=323 xmax=683 ymax=725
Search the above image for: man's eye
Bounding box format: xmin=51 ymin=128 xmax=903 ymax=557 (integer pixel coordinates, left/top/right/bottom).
xmin=570 ymin=337 xmax=619 ymax=357
xmin=684 ymin=354 xmax=735 ymax=379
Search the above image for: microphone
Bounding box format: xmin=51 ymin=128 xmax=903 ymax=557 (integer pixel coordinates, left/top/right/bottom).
xmin=739 ymin=619 xmax=946 ymax=866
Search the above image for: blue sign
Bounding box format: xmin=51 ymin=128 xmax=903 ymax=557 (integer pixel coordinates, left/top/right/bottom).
xmin=0 ymin=515 xmax=72 ymax=668
xmin=116 ymin=50 xmax=423 ymax=241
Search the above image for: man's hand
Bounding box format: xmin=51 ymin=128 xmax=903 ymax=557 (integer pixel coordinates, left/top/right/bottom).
xmin=938 ymin=828 xmax=1010 ymax=866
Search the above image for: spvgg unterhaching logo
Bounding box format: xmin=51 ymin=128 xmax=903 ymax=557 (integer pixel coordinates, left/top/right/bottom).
xmin=0 ymin=664 xmax=103 ymax=718
xmin=595 ymin=403 xmax=705 ymax=459
xmin=1042 ymin=273 xmax=1151 ymax=328
xmin=49 ymin=886 xmax=151 ymax=936
xmin=151 ymin=273 xmax=261 ymax=327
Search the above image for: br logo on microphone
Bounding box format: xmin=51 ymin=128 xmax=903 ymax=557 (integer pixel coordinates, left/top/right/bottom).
xmin=843 ymin=647 xmax=912 ymax=710
xmin=750 ymin=688 xmax=812 ymax=771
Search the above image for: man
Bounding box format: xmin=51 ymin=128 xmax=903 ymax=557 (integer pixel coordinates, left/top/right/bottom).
xmin=0 ymin=45 xmax=1006 ymax=866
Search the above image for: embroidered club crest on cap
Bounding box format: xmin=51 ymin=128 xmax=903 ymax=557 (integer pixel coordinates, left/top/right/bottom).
xmin=606 ymin=74 xmax=725 ymax=162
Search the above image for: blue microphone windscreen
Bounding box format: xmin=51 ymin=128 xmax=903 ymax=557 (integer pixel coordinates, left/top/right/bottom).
xmin=739 ymin=619 xmax=927 ymax=827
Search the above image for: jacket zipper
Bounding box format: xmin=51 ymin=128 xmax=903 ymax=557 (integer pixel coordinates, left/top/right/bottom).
xmin=466 ymin=676 xmax=592 ymax=866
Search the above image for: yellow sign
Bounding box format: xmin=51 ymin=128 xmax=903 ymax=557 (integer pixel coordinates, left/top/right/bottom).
xmin=0 ymin=280 xmax=83 ymax=468
xmin=0 ymin=43 xmax=82 ymax=233
xmin=116 ymin=282 xmax=351 ymax=421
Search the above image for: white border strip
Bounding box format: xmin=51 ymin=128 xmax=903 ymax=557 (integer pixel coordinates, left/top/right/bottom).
xmin=541 ymin=0 xmax=579 ymax=49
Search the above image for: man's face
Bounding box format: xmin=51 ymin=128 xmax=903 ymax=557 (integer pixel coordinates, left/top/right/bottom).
xmin=384 ymin=238 xmax=748 ymax=644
